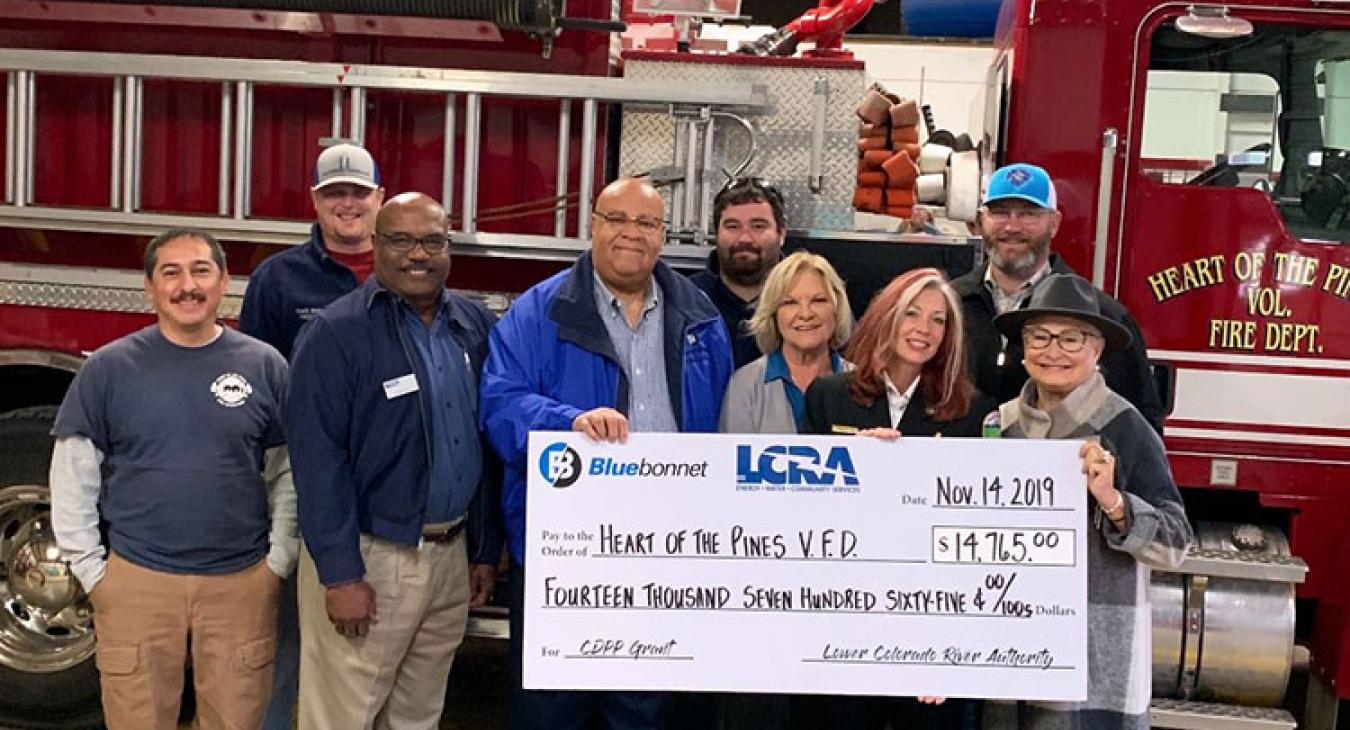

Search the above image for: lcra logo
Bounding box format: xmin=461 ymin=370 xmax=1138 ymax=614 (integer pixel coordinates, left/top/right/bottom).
xmin=736 ymin=444 xmax=859 ymax=487
xmin=539 ymin=442 xmax=582 ymax=488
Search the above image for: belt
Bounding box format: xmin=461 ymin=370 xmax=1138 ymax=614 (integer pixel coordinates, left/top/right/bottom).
xmin=421 ymin=516 xmax=467 ymax=545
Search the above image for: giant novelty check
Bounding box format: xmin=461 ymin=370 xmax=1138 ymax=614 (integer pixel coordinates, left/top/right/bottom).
xmin=524 ymin=432 xmax=1088 ymax=701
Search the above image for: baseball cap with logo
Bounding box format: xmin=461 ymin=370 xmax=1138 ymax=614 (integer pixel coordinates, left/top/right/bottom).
xmin=983 ymin=163 xmax=1057 ymax=209
xmin=311 ymin=143 xmax=381 ymax=191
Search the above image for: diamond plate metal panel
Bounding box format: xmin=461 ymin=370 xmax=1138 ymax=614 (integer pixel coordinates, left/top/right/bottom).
xmin=0 ymin=280 xmax=243 ymax=318
xmin=620 ymin=58 xmax=864 ymax=233
xmin=1150 ymin=698 xmax=1296 ymax=729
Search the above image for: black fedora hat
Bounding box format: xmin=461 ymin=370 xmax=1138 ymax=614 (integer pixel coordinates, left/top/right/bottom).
xmin=993 ymin=274 xmax=1132 ymax=351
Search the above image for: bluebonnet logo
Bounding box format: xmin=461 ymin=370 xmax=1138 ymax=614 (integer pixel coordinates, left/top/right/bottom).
xmin=539 ymin=442 xmax=708 ymax=487
xmin=736 ymin=444 xmax=859 ymax=487
xmin=1006 ymin=168 xmax=1030 ymax=186
xmin=539 ymin=442 xmax=582 ymax=488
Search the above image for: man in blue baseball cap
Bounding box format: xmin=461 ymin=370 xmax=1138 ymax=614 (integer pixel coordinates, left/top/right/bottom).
xmin=950 ymin=163 xmax=1164 ymax=434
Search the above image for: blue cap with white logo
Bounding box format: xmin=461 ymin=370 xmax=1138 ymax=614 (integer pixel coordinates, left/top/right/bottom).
xmin=983 ymin=163 xmax=1057 ymax=209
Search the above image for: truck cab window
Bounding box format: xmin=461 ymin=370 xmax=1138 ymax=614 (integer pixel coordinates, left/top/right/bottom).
xmin=1144 ymin=22 xmax=1350 ymax=243
xmin=981 ymin=52 xmax=1012 ymax=173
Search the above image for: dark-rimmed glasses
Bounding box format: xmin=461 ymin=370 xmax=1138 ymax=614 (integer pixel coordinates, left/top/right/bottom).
xmin=592 ymin=210 xmax=663 ymax=233
xmin=1022 ymin=326 xmax=1101 ymax=353
xmin=376 ymin=230 xmax=450 ymax=254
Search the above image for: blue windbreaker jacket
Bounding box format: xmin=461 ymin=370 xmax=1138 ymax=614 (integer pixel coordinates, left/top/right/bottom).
xmin=480 ymin=252 xmax=734 ymax=562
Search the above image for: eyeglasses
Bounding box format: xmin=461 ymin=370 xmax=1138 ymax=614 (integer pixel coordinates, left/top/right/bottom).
xmin=592 ymin=210 xmax=663 ymax=233
xmin=981 ymin=207 xmax=1052 ymax=224
xmin=1022 ymin=326 xmax=1101 ymax=353
xmin=376 ymin=230 xmax=450 ymax=254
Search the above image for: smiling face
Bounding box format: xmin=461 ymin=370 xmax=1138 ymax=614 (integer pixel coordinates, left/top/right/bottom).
xmin=1022 ymin=314 xmax=1105 ymax=399
xmin=979 ymin=198 xmax=1060 ymax=280
xmin=774 ymin=268 xmax=836 ymax=357
xmin=591 ymin=179 xmax=665 ymax=293
xmin=144 ymin=235 xmax=228 ymax=344
xmin=892 ymin=285 xmax=949 ymax=371
xmin=717 ymin=200 xmax=785 ymax=288
xmin=373 ymin=195 xmax=450 ymax=315
xmin=313 ymin=182 xmax=385 ymax=252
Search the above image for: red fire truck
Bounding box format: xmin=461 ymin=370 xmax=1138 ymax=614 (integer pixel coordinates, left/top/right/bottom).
xmin=0 ymin=0 xmax=1346 ymax=728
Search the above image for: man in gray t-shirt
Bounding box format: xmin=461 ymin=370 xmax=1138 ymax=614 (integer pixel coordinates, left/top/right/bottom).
xmin=49 ymin=228 xmax=297 ymax=730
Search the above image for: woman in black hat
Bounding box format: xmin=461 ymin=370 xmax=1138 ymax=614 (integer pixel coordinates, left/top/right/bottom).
xmin=989 ymin=273 xmax=1192 ymax=730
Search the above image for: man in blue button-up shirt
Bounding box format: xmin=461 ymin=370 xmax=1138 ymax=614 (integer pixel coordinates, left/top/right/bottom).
xmin=288 ymin=192 xmax=502 ymax=730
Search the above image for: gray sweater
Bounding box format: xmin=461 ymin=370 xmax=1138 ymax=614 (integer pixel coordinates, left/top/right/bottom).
xmin=989 ymin=374 xmax=1192 ymax=729
xmin=718 ymin=355 xmax=800 ymax=434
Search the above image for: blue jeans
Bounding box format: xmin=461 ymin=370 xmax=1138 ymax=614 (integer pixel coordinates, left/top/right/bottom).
xmin=508 ymin=563 xmax=667 ymax=730
xmin=261 ymin=571 xmax=299 ymax=730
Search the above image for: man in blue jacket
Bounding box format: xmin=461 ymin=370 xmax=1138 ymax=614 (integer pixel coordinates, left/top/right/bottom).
xmin=288 ymin=193 xmax=502 ymax=729
xmin=481 ymin=177 xmax=734 ymax=730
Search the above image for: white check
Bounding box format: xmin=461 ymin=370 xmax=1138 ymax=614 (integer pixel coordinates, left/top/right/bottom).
xmin=524 ymin=432 xmax=1088 ymax=701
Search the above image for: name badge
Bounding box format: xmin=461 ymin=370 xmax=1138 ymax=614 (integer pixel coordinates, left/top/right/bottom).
xmin=383 ymin=374 xmax=419 ymax=400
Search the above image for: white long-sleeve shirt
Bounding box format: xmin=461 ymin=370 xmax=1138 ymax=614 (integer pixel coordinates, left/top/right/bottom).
xmin=48 ymin=436 xmax=299 ymax=592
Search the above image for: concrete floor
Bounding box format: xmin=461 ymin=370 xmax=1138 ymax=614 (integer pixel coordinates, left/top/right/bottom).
xmin=441 ymin=636 xmax=510 ymax=730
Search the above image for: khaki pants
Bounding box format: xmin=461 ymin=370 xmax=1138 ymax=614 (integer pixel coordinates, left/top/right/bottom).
xmin=297 ymin=534 xmax=470 ymax=730
xmin=90 ymin=553 xmax=280 ymax=730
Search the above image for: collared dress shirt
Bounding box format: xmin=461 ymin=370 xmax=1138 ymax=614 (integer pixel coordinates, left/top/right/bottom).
xmin=397 ymin=294 xmax=483 ymax=524
xmin=882 ymin=372 xmax=921 ymax=429
xmin=592 ymin=274 xmax=679 ymax=432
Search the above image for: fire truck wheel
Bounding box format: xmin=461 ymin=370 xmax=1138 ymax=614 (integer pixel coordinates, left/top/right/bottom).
xmin=0 ymin=406 xmax=103 ymax=729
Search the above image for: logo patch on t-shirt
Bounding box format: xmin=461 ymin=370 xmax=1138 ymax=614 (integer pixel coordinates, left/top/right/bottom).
xmin=211 ymin=372 xmax=253 ymax=407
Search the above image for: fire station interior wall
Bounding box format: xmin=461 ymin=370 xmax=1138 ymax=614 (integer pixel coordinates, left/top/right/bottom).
xmin=697 ymin=26 xmax=996 ymax=140
xmin=700 ymin=27 xmax=1296 ymax=192
xmin=842 ymin=37 xmax=996 ymax=140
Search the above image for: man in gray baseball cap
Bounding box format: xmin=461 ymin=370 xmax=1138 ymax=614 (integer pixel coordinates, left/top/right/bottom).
xmin=240 ymin=141 xmax=386 ymax=730
xmin=242 ymin=142 xmax=385 ymax=358
xmin=311 ymin=142 xmax=382 ymax=191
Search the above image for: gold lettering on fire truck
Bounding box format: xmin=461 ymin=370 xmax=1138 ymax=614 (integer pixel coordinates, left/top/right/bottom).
xmin=1148 ymin=250 xmax=1349 ymax=356
xmin=1147 ymin=254 xmax=1226 ymax=301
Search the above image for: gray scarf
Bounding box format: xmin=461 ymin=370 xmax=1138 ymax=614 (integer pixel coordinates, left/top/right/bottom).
xmin=1006 ymin=370 xmax=1111 ymax=439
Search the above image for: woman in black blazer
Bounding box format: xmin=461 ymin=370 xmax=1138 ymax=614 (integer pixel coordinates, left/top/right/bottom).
xmin=796 ymin=267 xmax=995 ymax=730
xmin=804 ymin=267 xmax=996 ymax=439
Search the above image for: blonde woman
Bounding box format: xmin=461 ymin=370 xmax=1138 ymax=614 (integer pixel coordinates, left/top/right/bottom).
xmin=719 ymin=250 xmax=853 ymax=434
